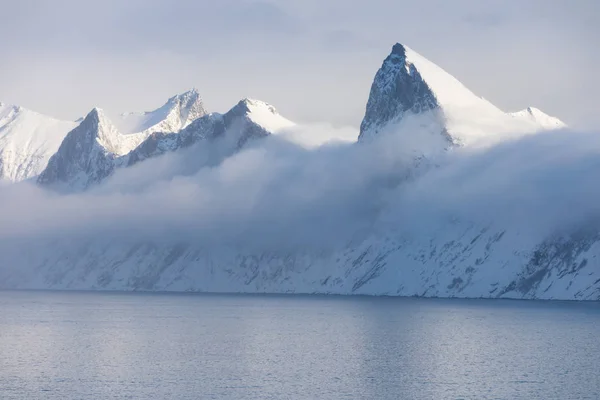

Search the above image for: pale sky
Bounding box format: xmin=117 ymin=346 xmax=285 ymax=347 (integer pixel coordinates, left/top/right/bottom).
xmin=0 ymin=0 xmax=597 ymax=129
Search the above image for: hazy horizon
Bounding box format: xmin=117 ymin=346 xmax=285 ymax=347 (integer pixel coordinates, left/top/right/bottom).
xmin=0 ymin=0 xmax=598 ymax=129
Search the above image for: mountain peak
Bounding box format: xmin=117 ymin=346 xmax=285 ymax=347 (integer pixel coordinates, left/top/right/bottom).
xmin=358 ymin=43 xmax=445 ymax=144
xmin=37 ymin=106 xmax=123 ymax=189
xmin=114 ymin=89 xmax=207 ymax=136
xmin=390 ymin=42 xmax=407 ymax=57
xmin=166 ymin=89 xmax=207 ymax=128
xmin=510 ymin=106 xmax=566 ymax=130
xmin=78 ymin=108 xmax=120 ymax=148
xmin=81 ymin=108 xmax=116 ymax=132
xmin=228 ymin=98 xmax=294 ymax=133
xmin=0 ymin=102 xmax=77 ymax=182
xmin=359 ymin=42 xmax=567 ymax=148
xmin=167 ymin=88 xmax=202 ymax=107
xmin=86 ymin=107 xmax=104 ymax=120
xmin=235 ymin=98 xmax=279 ymax=115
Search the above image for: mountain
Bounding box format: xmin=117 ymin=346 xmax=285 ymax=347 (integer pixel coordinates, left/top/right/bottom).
xmin=111 ymin=88 xmax=207 ymax=150
xmin=0 ymin=103 xmax=76 ymax=182
xmin=37 ymin=90 xmax=208 ymax=190
xmin=39 ymin=97 xmax=294 ymax=190
xmin=37 ymin=108 xmax=125 ymax=189
xmin=359 ymin=43 xmax=449 ymax=148
xmin=358 ymin=43 xmax=566 ymax=149
xmin=1 ymin=221 xmax=598 ymax=300
xmin=128 ymin=98 xmax=294 ymax=166
xmin=1 ymin=43 xmax=596 ymax=301
xmin=509 ymin=107 xmax=567 ymax=130
xmin=0 ymin=89 xmax=206 ymax=185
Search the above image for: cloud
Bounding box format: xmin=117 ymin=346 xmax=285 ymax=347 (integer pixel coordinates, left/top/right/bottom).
xmin=0 ymin=120 xmax=420 ymax=255
xmin=383 ymin=129 xmax=600 ymax=239
xmin=0 ymin=119 xmax=598 ymax=263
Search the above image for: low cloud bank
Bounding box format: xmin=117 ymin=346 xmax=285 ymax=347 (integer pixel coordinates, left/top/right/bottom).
xmin=0 ymin=121 xmax=598 ymax=255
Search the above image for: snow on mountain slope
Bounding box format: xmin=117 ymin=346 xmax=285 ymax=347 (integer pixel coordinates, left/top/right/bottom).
xmin=0 ymin=217 xmax=598 ymax=300
xmin=108 ymin=89 xmax=207 ymax=154
xmin=0 ymin=90 xmax=205 ymax=184
xmin=38 ymin=97 xmax=295 ymax=189
xmin=114 ymin=89 xmax=206 ymax=134
xmin=37 ymin=108 xmax=125 ymax=190
xmin=126 ymin=98 xmax=294 ymax=166
xmin=0 ymin=103 xmax=76 ymax=182
xmin=37 ymin=90 xmax=208 ymax=190
xmin=359 ymin=43 xmax=566 ymax=148
xmin=242 ymin=98 xmax=295 ymax=132
xmin=510 ymin=107 xmax=567 ymax=130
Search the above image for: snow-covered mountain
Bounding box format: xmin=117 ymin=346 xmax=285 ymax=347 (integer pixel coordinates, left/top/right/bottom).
xmin=358 ymin=43 xmax=565 ymax=150
xmin=1 ymin=220 xmax=598 ymax=300
xmin=509 ymin=107 xmax=567 ymax=130
xmin=0 ymin=42 xmax=597 ymax=301
xmin=38 ymin=96 xmax=293 ymax=190
xmin=0 ymin=103 xmax=77 ymax=182
xmin=37 ymin=89 xmax=208 ymax=190
xmin=109 ymin=88 xmax=208 ymax=154
xmin=37 ymin=108 xmax=126 ymax=189
xmin=127 ymin=98 xmax=294 ymax=167
xmin=0 ymin=89 xmax=206 ymax=185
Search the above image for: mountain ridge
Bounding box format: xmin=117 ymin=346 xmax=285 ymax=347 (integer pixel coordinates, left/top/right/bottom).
xmin=1 ymin=42 xmax=594 ymax=301
xmin=38 ymin=96 xmax=295 ymax=190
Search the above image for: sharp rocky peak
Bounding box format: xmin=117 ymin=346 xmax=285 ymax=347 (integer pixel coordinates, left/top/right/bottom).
xmin=65 ymin=107 xmax=121 ymax=152
xmin=37 ymin=107 xmax=123 ymax=189
xmin=358 ymin=42 xmax=446 ymax=144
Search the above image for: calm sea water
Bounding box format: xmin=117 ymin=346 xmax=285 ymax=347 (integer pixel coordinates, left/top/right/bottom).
xmin=0 ymin=291 xmax=598 ymax=400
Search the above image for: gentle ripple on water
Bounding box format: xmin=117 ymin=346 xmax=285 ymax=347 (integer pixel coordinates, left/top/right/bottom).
xmin=0 ymin=291 xmax=599 ymax=400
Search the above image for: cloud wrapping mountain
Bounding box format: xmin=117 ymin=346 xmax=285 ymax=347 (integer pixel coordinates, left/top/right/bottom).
xmin=0 ymin=43 xmax=597 ymax=300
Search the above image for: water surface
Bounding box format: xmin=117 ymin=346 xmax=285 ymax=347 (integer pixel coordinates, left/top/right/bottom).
xmin=1 ymin=291 xmax=599 ymax=399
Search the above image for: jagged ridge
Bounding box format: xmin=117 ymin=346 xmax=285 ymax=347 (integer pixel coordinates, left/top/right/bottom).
xmin=38 ymin=96 xmax=294 ymax=190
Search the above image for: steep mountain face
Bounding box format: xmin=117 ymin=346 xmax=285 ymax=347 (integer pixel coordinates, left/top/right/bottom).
xmin=358 ymin=43 xmax=566 ymax=148
xmin=359 ymin=44 xmax=449 ymax=146
xmin=0 ymin=103 xmax=76 ymax=182
xmin=37 ymin=108 xmax=124 ymax=189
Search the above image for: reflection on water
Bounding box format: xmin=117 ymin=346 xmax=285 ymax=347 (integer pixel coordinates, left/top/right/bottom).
xmin=0 ymin=291 xmax=599 ymax=399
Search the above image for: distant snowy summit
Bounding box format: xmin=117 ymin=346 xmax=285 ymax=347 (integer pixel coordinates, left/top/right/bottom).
xmin=358 ymin=43 xmax=565 ymax=151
